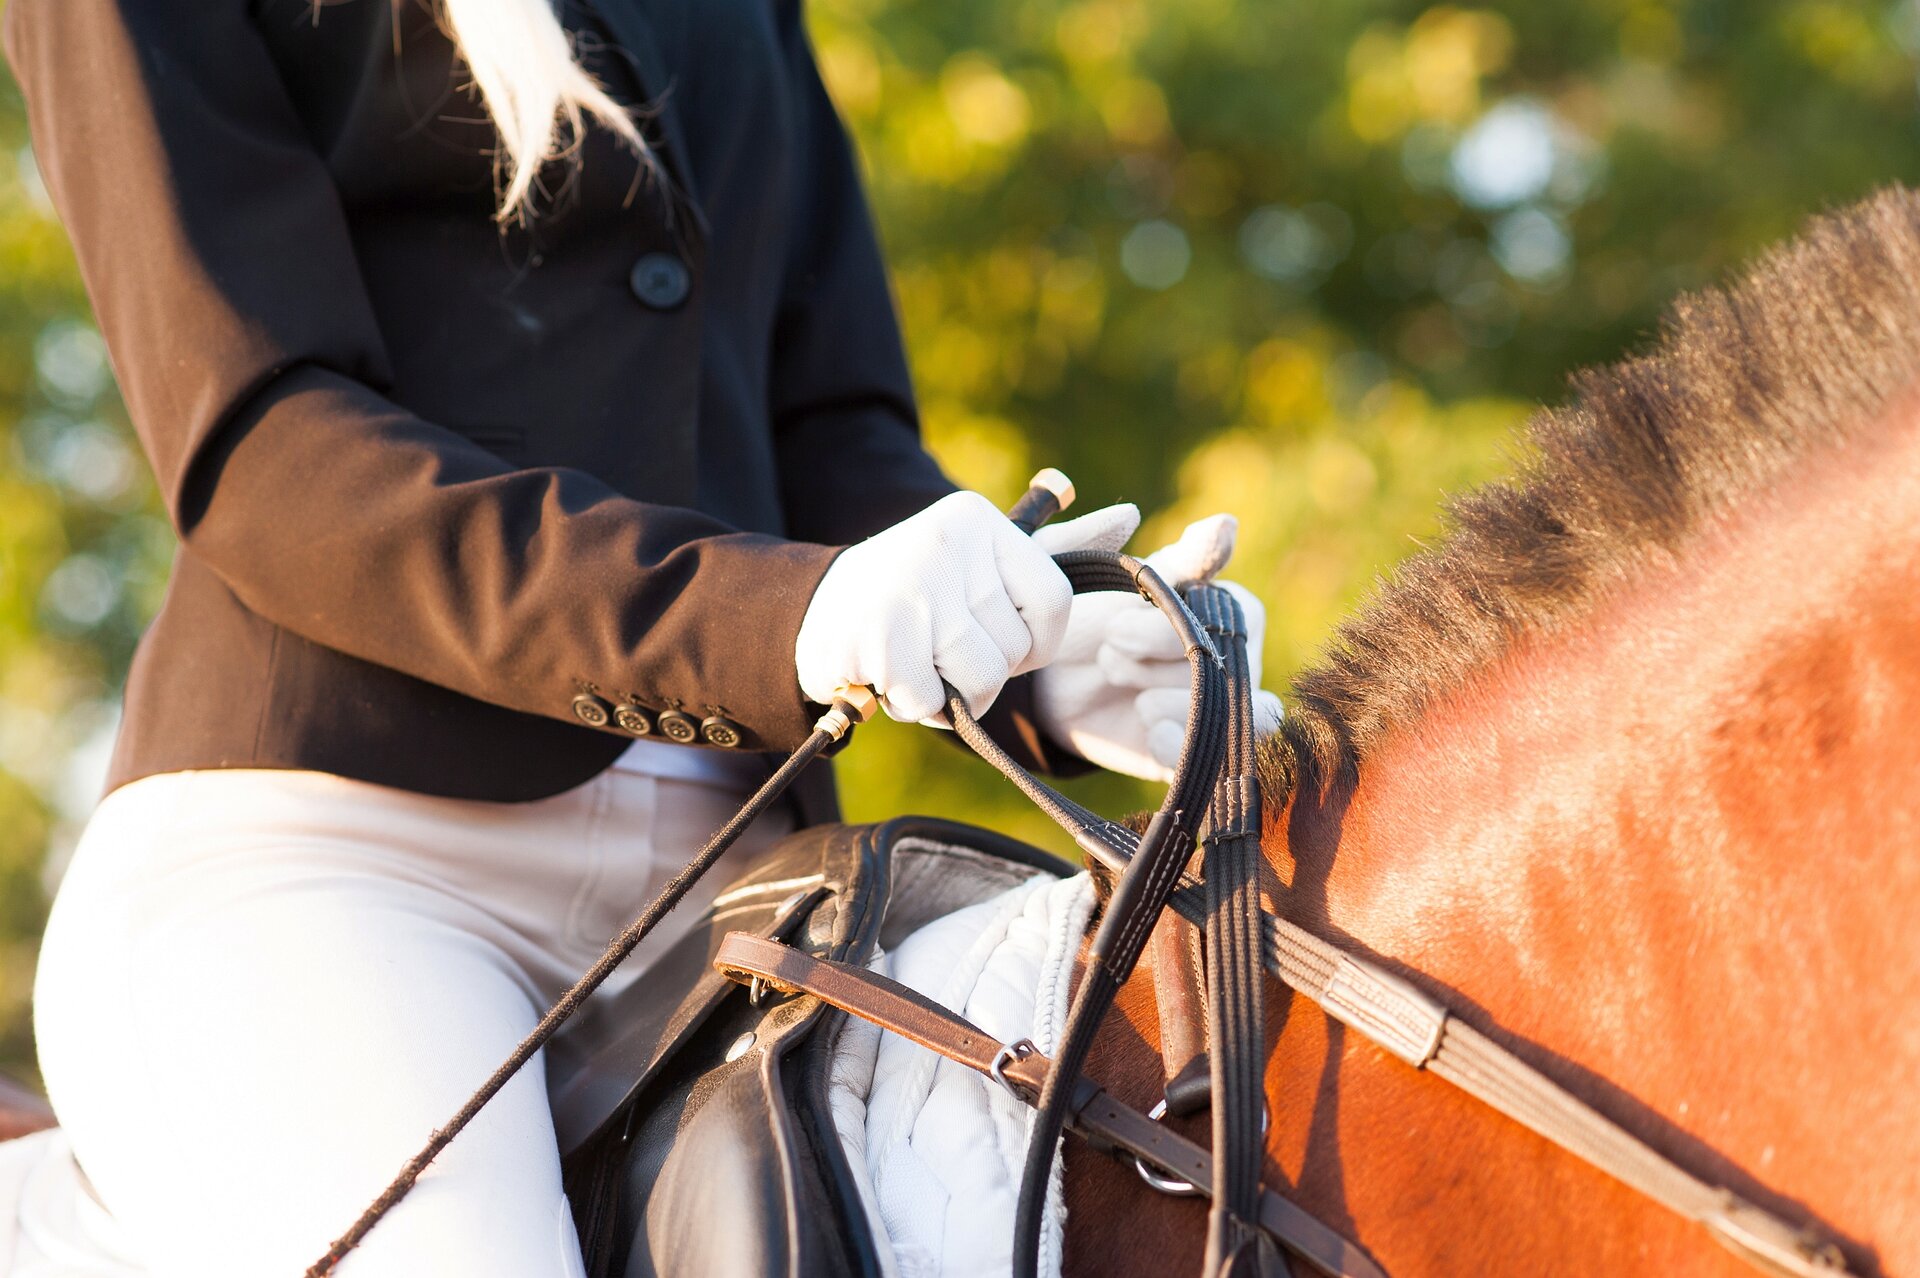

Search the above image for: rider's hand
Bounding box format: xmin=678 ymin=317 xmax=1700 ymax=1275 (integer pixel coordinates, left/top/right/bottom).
xmin=1033 ymin=514 xmax=1284 ymax=782
xmin=794 ymin=491 xmax=1138 ymax=724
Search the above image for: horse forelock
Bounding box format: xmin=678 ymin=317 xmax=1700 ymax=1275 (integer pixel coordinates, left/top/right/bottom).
xmin=1257 ymin=185 xmax=1920 ymax=815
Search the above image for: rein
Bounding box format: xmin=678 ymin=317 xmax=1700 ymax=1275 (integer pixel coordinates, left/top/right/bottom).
xmin=310 ymin=474 xmax=1855 ymax=1278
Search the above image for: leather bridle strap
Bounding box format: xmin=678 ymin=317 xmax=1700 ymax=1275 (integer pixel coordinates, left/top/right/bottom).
xmin=947 ymin=550 xmax=1232 ymax=1278
xmin=1067 ymin=865 xmax=1852 ymax=1278
xmin=714 ymin=933 xmax=1385 ymax=1278
xmin=1187 ymin=584 xmax=1275 ymax=1276
xmin=943 ymin=560 xmax=1281 ymax=1278
xmin=1147 ymin=914 xmax=1210 ymax=1114
xmin=1250 ymin=910 xmax=1851 ymax=1278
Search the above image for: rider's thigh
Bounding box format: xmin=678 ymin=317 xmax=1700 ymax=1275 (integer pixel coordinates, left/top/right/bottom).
xmin=33 ymin=770 xmax=589 ymax=1278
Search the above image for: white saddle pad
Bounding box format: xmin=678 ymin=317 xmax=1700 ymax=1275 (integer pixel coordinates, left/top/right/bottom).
xmin=828 ymin=870 xmax=1095 ymax=1278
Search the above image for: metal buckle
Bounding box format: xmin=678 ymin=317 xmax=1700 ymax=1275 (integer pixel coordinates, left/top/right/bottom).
xmin=988 ymin=1039 xmax=1037 ymax=1100
xmin=1133 ymin=1097 xmax=1271 ymax=1197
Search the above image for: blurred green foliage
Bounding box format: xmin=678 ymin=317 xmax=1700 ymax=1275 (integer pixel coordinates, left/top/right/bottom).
xmin=1 ymin=0 xmax=1918 ymax=1079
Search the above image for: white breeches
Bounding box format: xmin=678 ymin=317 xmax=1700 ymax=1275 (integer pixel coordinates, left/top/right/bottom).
xmin=29 ymin=764 xmax=790 ymax=1278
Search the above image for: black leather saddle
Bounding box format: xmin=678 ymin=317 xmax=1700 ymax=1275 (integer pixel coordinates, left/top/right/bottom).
xmin=551 ymin=817 xmax=1073 ymax=1278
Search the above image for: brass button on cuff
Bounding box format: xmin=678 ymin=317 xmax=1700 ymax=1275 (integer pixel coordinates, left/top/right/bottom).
xmin=656 ymin=709 xmax=699 ymax=743
xmin=570 ymin=694 xmax=612 ymax=728
xmin=612 ymin=704 xmax=654 ymax=736
xmin=700 ymin=716 xmax=743 ymax=748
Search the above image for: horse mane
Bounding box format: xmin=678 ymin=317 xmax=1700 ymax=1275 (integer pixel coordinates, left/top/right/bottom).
xmin=1260 ymin=185 xmax=1920 ymax=809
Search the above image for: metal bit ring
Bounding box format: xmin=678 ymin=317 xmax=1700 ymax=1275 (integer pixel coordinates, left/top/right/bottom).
xmin=1133 ymin=1097 xmax=1271 ymax=1197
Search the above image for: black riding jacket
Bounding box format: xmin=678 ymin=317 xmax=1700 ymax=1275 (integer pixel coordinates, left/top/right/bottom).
xmin=5 ymin=0 xmax=1073 ymax=816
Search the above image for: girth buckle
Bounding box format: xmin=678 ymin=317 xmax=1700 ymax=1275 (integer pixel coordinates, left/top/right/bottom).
xmin=988 ymin=1039 xmax=1038 ymax=1101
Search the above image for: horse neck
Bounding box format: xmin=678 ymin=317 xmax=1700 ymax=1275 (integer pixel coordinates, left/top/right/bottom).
xmin=1269 ymin=412 xmax=1920 ymax=1237
xmin=1279 ymin=412 xmax=1920 ymax=989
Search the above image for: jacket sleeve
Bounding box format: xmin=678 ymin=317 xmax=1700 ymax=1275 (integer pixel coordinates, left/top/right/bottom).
xmin=763 ymin=3 xmax=1092 ymax=777
xmin=4 ymin=0 xmax=840 ymax=752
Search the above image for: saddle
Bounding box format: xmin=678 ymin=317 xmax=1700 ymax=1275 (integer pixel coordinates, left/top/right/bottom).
xmin=551 ymin=816 xmax=1073 ymax=1278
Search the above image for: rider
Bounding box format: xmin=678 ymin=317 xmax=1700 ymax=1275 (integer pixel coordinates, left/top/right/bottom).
xmin=6 ymin=1 xmax=1279 ymax=1274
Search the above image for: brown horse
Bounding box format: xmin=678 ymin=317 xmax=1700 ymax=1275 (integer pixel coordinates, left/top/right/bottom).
xmin=1066 ymin=187 xmax=1920 ymax=1276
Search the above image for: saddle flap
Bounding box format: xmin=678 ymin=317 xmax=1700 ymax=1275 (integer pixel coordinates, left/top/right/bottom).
xmin=555 ymin=816 xmax=1071 ymax=1278
xmin=547 ymin=817 xmax=1071 ymax=1157
xmin=545 ymin=880 xmax=824 ymax=1155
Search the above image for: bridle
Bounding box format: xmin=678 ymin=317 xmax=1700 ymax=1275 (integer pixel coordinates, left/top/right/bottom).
xmin=311 ymin=474 xmax=1856 ymax=1278
xmin=949 ymin=543 xmax=1281 ymax=1276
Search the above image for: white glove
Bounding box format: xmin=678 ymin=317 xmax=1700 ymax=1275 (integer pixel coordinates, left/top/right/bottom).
xmin=794 ymin=491 xmax=1139 ymax=724
xmin=1033 ymin=513 xmax=1284 ymax=781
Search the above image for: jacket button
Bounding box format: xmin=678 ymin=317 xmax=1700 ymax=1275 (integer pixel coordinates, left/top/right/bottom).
xmin=700 ymin=716 xmax=743 ymax=748
xmin=629 ymin=252 xmax=691 ymax=310
xmin=571 ymin=694 xmax=612 ymax=728
xmin=612 ymin=704 xmax=654 ymax=736
xmin=656 ymin=708 xmax=699 ymax=743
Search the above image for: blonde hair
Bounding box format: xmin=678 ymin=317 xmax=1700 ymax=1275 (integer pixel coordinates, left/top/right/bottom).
xmin=435 ymin=0 xmax=649 ymax=223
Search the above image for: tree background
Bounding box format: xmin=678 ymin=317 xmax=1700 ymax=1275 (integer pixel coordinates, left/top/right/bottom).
xmin=0 ymin=0 xmax=1916 ymax=1080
